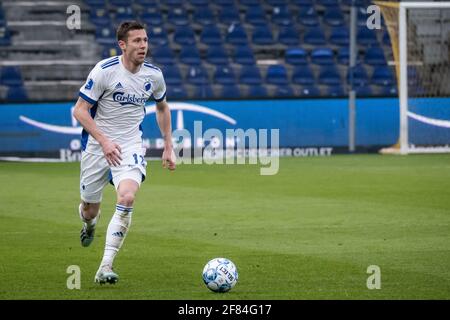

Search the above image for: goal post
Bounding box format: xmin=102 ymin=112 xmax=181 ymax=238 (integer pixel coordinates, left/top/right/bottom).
xmin=376 ymin=1 xmax=450 ymax=154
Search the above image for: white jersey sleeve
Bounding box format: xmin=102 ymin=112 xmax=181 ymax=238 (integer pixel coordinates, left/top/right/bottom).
xmin=152 ymin=71 xmax=167 ymax=102
xmin=79 ymin=64 xmax=107 ymax=105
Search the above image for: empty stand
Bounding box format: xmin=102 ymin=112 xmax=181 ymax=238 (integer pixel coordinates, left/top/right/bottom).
xmin=0 ymin=0 xmax=395 ymax=101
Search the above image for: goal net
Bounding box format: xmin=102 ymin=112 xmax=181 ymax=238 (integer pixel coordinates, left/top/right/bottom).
xmin=376 ymin=1 xmax=450 ymax=154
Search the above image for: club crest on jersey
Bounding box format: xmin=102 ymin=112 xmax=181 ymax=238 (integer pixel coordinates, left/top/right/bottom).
xmin=144 ymin=80 xmax=151 ymax=91
xmin=84 ymin=78 xmax=94 ymax=90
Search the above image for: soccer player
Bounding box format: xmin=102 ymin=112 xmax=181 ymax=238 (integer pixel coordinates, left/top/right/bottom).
xmin=73 ymin=21 xmax=175 ymax=284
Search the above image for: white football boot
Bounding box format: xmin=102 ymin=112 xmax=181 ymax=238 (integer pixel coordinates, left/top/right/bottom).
xmin=94 ymin=265 xmax=119 ymax=285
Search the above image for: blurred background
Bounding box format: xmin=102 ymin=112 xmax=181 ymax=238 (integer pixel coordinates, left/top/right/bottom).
xmin=0 ymin=0 xmax=397 ymax=102
xmin=0 ymin=0 xmax=449 ymax=159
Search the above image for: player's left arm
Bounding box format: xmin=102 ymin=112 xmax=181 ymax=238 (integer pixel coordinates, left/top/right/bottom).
xmin=156 ymin=99 xmax=176 ymax=170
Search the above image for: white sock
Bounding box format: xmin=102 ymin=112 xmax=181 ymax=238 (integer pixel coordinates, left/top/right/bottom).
xmin=79 ymin=203 xmax=99 ymax=228
xmin=100 ymin=204 xmax=133 ymax=267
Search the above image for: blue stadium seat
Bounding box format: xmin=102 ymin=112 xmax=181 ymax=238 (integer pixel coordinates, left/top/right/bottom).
xmin=240 ymin=0 xmax=260 ymax=6
xmin=266 ymin=0 xmax=288 ymax=6
xmin=115 ymin=6 xmax=135 ymax=21
xmin=89 ymin=16 xmax=110 ymax=28
xmin=318 ymin=65 xmax=341 ymax=85
xmin=187 ymin=65 xmax=209 ymax=85
xmin=135 ymin=0 xmax=159 ymax=5
xmin=84 ymin=0 xmax=105 ymax=6
xmin=214 ymin=65 xmax=236 ymax=85
xmin=140 ymin=9 xmax=164 ymax=26
xmin=357 ymin=6 xmax=369 ymax=27
xmin=0 ymin=67 xmax=23 ymax=86
xmin=179 ymin=45 xmax=202 ymax=66
xmin=316 ymin=0 xmax=339 ymax=7
xmin=193 ymin=84 xmax=214 ymax=99
xmin=95 ymin=27 xmax=116 ymax=45
xmin=167 ymin=8 xmax=190 ymax=26
xmin=102 ymin=45 xmax=121 ymax=59
xmin=329 ymin=27 xmax=349 ymax=46
xmin=303 ymin=27 xmax=326 ymax=45
xmin=311 ymin=48 xmax=335 ymax=65
xmin=247 ymin=84 xmax=268 ymax=98
xmin=298 ymin=6 xmax=319 ymax=27
xmin=174 ymin=26 xmax=196 ymax=46
xmin=348 ymin=64 xmax=369 ymax=86
xmin=215 ymin=0 xmax=235 ymax=5
xmin=0 ymin=8 xmax=5 ymax=27
xmin=110 ymin=0 xmax=130 ymax=6
xmin=245 ymin=5 xmax=267 ymax=25
xmin=376 ymin=85 xmax=397 ymax=97
xmin=278 ymin=26 xmax=300 ymax=46
xmin=372 ymin=66 xmax=395 ymax=86
xmin=273 ymin=85 xmax=295 ymax=97
xmin=291 ymin=0 xmax=313 ymax=5
xmin=220 ymin=84 xmax=241 ymax=99
xmin=89 ymin=8 xmax=111 ymax=27
xmin=252 ymin=26 xmax=274 ymax=45
xmin=206 ymin=45 xmax=229 ymax=65
xmin=291 ymin=0 xmax=314 ymax=5
xmin=342 ymin=0 xmax=371 ymax=6
xmin=285 ymin=48 xmax=308 ymax=65
xmin=148 ymin=26 xmax=169 ymax=46
xmin=216 ymin=0 xmax=235 ymax=4
xmin=271 ymin=6 xmax=293 ymax=26
xmin=245 ymin=84 xmax=268 ymax=99
xmin=193 ymin=7 xmax=216 ymax=26
xmin=292 ymin=65 xmax=315 ymax=85
xmin=239 ymin=65 xmax=263 ymax=85
xmin=0 ymin=27 xmax=11 ymax=46
xmin=225 ymin=23 xmax=248 ymax=45
xmin=162 ymin=65 xmax=183 ymax=85
xmin=299 ymin=85 xmax=320 ymax=97
xmin=266 ymin=65 xmax=289 ymax=85
xmin=233 ymin=45 xmax=255 ymax=65
xmin=200 ymin=26 xmax=223 ymax=45
xmin=164 ymin=0 xmax=184 ymax=6
xmin=364 ymin=46 xmax=386 ymax=65
xmin=189 ymin=0 xmax=210 ymax=6
xmin=152 ymin=45 xmax=176 ymax=65
xmin=324 ymin=85 xmax=345 ymax=97
xmin=6 ymin=85 xmax=28 ymax=101
xmin=337 ymin=47 xmax=349 ymax=65
xmin=218 ymin=6 xmax=241 ymax=24
xmin=167 ymin=85 xmax=188 ymax=100
xmin=357 ymin=27 xmax=379 ymax=45
xmin=355 ymin=85 xmax=374 ymax=97
xmin=323 ymin=6 xmax=345 ymax=26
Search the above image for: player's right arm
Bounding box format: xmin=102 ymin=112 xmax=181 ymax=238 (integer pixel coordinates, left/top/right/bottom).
xmin=74 ymin=63 xmax=122 ymax=166
xmin=73 ymin=97 xmax=122 ymax=166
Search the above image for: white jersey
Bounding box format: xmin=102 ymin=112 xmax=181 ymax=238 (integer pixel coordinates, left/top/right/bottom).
xmin=79 ymin=55 xmax=166 ymax=155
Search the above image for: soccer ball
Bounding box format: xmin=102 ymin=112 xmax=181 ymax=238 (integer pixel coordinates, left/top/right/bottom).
xmin=202 ymin=258 xmax=238 ymax=293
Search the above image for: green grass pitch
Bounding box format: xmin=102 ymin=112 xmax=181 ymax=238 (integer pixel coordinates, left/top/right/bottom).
xmin=0 ymin=155 xmax=449 ymax=299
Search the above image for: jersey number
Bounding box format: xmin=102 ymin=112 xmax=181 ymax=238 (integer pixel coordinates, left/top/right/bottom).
xmin=133 ymin=153 xmax=144 ymax=165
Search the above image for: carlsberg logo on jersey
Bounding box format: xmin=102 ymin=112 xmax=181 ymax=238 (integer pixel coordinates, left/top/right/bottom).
xmin=113 ymin=92 xmax=147 ymax=106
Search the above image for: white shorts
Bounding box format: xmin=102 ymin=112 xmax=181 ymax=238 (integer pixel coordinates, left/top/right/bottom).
xmin=80 ymin=146 xmax=147 ymax=203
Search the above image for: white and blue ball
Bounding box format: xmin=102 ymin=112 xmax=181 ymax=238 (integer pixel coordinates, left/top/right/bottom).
xmin=202 ymin=258 xmax=238 ymax=293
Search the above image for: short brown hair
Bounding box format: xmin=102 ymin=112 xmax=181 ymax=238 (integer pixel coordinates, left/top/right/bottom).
xmin=116 ymin=21 xmax=145 ymax=42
